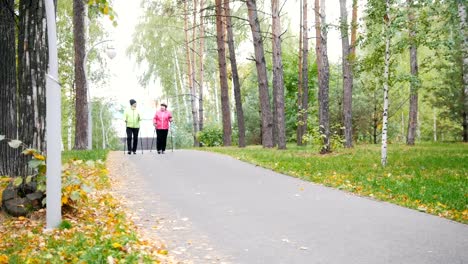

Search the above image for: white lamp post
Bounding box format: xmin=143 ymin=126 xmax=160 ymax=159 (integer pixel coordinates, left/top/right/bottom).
xmin=45 ymin=0 xmax=61 ymax=229
xmin=84 ymin=40 xmax=116 ymax=150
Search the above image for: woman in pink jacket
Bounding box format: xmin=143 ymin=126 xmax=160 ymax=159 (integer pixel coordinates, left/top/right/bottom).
xmin=153 ymin=103 xmax=173 ymax=154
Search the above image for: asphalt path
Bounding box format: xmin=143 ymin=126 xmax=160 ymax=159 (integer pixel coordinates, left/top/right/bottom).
xmin=116 ymin=150 xmax=468 ymax=264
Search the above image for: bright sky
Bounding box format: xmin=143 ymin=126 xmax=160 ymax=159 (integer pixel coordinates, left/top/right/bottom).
xmin=94 ymin=0 xmax=364 ymax=137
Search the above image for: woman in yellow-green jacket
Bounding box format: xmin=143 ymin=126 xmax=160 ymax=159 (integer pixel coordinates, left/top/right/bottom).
xmin=124 ymin=99 xmax=141 ymax=154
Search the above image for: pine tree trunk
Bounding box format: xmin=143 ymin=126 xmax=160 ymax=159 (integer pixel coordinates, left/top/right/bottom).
xmin=198 ymin=0 xmax=205 ymax=132
xmin=18 ymin=0 xmax=48 ymax=153
xmin=350 ymin=0 xmax=358 ymax=57
xmin=0 ymin=0 xmax=18 ymax=176
xmin=381 ymin=0 xmax=391 ymax=167
xmin=184 ymin=0 xmax=199 ymax=146
xmin=458 ymin=3 xmax=468 ymax=142
xmin=246 ymin=0 xmax=273 ymax=148
xmin=315 ymin=0 xmax=331 ymax=154
xmin=406 ymin=0 xmax=418 ymax=145
xmin=340 ymin=0 xmax=354 ymax=148
xmin=191 ymin=0 xmax=200 ymax=136
xmin=224 ymin=0 xmax=246 ymax=147
xmin=272 ymin=0 xmax=286 ymax=150
xmin=300 ymin=0 xmax=309 ymax=146
xmin=215 ymin=0 xmax=232 ymax=146
xmin=296 ymin=0 xmax=304 ymax=146
xmin=73 ymin=0 xmax=88 ymax=149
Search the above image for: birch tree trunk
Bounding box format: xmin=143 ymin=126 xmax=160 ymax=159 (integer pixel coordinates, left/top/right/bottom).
xmin=381 ymin=0 xmax=391 ymax=167
xmin=215 ymin=0 xmax=232 ymax=146
xmin=315 ymin=0 xmax=331 ymax=153
xmin=224 ymin=0 xmax=246 ymax=147
xmin=246 ymin=0 xmax=274 ymax=148
xmin=174 ymin=49 xmax=190 ymax=123
xmin=297 ymin=0 xmax=304 ymax=145
xmin=339 ymin=0 xmax=354 ymax=148
xmin=433 ymin=108 xmax=437 ymax=142
xmin=406 ymin=0 xmax=419 ymax=145
xmin=184 ymin=0 xmax=199 ymax=146
xmin=272 ymin=0 xmax=286 ymax=149
xmin=300 ymin=0 xmax=309 ymax=146
xmin=458 ymin=2 xmax=468 ymax=142
xmin=18 ymin=0 xmax=48 ymax=154
xmin=73 ymin=0 xmax=88 ymax=149
xmin=198 ymin=0 xmax=205 ymax=132
xmin=0 ymin=0 xmax=18 ymax=176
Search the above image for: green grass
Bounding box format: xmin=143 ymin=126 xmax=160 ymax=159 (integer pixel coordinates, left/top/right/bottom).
xmin=62 ymin=149 xmax=109 ymax=163
xmin=203 ymin=143 xmax=468 ymax=223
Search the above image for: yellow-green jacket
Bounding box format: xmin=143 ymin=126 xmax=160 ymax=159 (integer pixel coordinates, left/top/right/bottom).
xmin=124 ymin=108 xmax=141 ymax=128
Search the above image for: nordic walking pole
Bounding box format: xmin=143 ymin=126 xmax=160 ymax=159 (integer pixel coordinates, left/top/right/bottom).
xmin=150 ymin=128 xmax=156 ymax=152
xmin=170 ymin=124 xmax=174 ymax=152
xmin=140 ymin=130 xmax=144 ymax=154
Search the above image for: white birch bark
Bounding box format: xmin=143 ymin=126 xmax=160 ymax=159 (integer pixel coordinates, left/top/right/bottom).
xmin=381 ymin=0 xmax=391 ymax=167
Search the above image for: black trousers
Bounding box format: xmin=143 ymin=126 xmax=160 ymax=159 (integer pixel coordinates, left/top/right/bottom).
xmin=126 ymin=127 xmax=139 ymax=152
xmin=156 ymin=129 xmax=169 ymax=151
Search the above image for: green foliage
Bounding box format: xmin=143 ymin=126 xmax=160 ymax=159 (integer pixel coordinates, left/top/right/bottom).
xmin=62 ymin=149 xmax=109 ymax=163
xmin=303 ymin=125 xmax=345 ymax=152
xmin=205 ymin=143 xmax=468 ymax=223
xmin=198 ymin=126 xmax=223 ymax=147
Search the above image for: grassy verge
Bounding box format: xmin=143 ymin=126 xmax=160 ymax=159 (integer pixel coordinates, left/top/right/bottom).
xmin=62 ymin=149 xmax=109 ymax=163
xmin=203 ymin=143 xmax=468 ymax=224
xmin=0 ymin=150 xmax=171 ymax=263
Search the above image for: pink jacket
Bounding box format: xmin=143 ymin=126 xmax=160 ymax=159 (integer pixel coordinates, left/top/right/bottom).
xmin=153 ymin=110 xmax=172 ymax=130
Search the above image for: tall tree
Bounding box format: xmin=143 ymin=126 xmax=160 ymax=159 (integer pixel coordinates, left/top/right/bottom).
xmin=272 ymin=0 xmax=286 ymax=149
xmin=381 ymin=0 xmax=391 ymax=166
xmin=184 ymin=0 xmax=199 ymax=146
xmin=224 ymin=0 xmax=246 ymax=147
xmin=406 ymin=0 xmax=419 ymax=145
xmin=215 ymin=0 xmax=232 ymax=146
xmin=315 ymin=0 xmax=331 ymax=153
xmin=198 ymin=0 xmax=205 ymax=132
xmin=297 ymin=0 xmax=304 ymax=145
xmin=339 ymin=0 xmax=354 ymax=148
xmin=246 ymin=0 xmax=274 ymax=148
xmin=73 ymin=0 xmax=88 ymax=149
xmin=350 ymin=0 xmax=358 ymax=57
xmin=0 ymin=0 xmax=18 ymax=175
xmin=459 ymin=2 xmax=468 ymax=142
xmin=300 ymin=0 xmax=309 ymax=147
xmin=18 ymin=0 xmax=48 ymax=153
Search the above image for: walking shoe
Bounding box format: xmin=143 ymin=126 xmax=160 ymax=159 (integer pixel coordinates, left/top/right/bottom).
xmin=162 ymin=151 xmax=165 ymax=154
xmin=133 ymin=152 xmax=136 ymax=154
xmin=157 ymin=151 xmax=161 ymax=154
xmin=127 ymin=151 xmax=131 ymax=155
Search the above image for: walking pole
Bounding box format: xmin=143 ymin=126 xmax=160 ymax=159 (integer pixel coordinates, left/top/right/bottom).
xmin=170 ymin=124 xmax=174 ymax=152
xmin=123 ymin=137 xmax=126 ymax=155
xmin=150 ymin=128 xmax=156 ymax=152
xmin=140 ymin=130 xmax=144 ymax=154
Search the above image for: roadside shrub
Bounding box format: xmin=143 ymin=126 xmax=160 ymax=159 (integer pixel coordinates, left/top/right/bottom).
xmin=198 ymin=126 xmax=223 ymax=147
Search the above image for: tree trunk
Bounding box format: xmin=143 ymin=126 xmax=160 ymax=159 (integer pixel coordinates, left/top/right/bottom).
xmin=297 ymin=0 xmax=304 ymax=146
xmin=224 ymin=0 xmax=246 ymax=147
xmin=246 ymin=0 xmax=273 ymax=148
xmin=198 ymin=0 xmax=205 ymax=132
xmin=350 ymin=0 xmax=358 ymax=58
xmin=458 ymin=3 xmax=468 ymax=142
xmin=191 ymin=0 xmax=200 ymax=136
xmin=215 ymin=0 xmax=232 ymax=146
xmin=406 ymin=0 xmax=418 ymax=145
xmin=381 ymin=0 xmax=391 ymax=167
xmin=0 ymin=0 xmax=18 ymax=176
xmin=272 ymin=0 xmax=286 ymax=149
xmin=73 ymin=0 xmax=88 ymax=149
xmin=300 ymin=0 xmax=309 ymax=146
xmin=315 ymin=0 xmax=331 ymax=154
xmin=18 ymin=0 xmax=48 ymax=153
xmin=174 ymin=48 xmax=190 ymax=123
xmin=339 ymin=0 xmax=354 ymax=148
xmin=184 ymin=0 xmax=199 ymax=146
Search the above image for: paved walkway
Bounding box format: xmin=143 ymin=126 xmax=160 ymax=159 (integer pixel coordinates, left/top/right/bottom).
xmin=108 ymin=150 xmax=468 ymax=264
